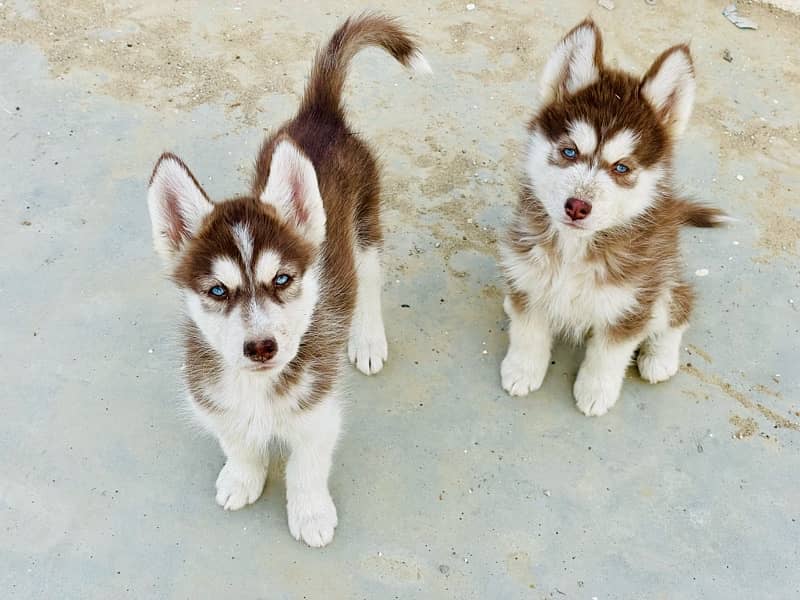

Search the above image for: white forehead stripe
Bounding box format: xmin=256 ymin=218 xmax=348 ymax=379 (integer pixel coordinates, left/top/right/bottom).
xmin=568 ymin=120 xmax=598 ymax=155
xmin=255 ymin=250 xmax=281 ymax=284
xmin=231 ymin=222 xmax=254 ymax=270
xmin=211 ymin=256 xmax=243 ymax=290
xmin=602 ymin=129 xmax=639 ymax=163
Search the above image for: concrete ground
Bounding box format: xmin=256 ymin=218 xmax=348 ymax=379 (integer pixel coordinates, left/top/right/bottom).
xmin=2 ymin=1 xmax=799 ymax=598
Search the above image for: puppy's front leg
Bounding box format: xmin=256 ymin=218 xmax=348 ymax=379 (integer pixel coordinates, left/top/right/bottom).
xmin=285 ymin=396 xmax=341 ymax=548
xmin=574 ymin=331 xmax=640 ymax=417
xmin=215 ymin=435 xmax=269 ymax=511
xmin=501 ymin=293 xmax=553 ymax=396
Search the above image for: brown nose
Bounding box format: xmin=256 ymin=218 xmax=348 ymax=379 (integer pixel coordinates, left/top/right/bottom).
xmin=243 ymin=338 xmax=278 ymax=362
xmin=565 ymin=197 xmax=592 ymax=221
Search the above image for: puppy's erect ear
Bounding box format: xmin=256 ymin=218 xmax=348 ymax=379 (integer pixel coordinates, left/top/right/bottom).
xmin=539 ymin=19 xmax=603 ymax=105
xmin=641 ymin=45 xmax=696 ymax=138
xmin=147 ymin=153 xmax=213 ymax=263
xmin=260 ymin=140 xmax=326 ymax=247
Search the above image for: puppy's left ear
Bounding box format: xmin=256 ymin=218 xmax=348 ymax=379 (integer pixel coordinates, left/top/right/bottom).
xmin=641 ymin=45 xmax=696 ymax=138
xmin=260 ymin=140 xmax=326 ymax=247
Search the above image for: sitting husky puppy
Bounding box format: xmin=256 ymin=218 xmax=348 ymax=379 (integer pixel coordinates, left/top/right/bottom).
xmin=146 ymin=14 xmax=429 ymax=546
xmin=501 ymin=19 xmax=726 ymax=416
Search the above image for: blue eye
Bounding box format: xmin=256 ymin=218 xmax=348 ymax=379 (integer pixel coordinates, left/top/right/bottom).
xmin=614 ymin=163 xmax=630 ymax=174
xmin=274 ymin=274 xmax=291 ymax=287
xmin=562 ymin=147 xmax=578 ymax=159
xmin=209 ymin=285 xmax=227 ymax=298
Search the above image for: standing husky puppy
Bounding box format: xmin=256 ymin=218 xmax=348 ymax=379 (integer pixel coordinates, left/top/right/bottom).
xmin=146 ymin=15 xmax=430 ymax=547
xmin=501 ymin=20 xmax=726 ymax=417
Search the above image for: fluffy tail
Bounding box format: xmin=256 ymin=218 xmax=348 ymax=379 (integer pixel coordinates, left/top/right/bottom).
xmin=300 ymin=13 xmax=431 ymax=115
xmin=673 ymin=197 xmax=731 ymax=228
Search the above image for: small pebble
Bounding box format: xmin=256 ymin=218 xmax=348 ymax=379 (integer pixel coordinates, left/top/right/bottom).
xmin=438 ymin=564 xmax=450 ymax=575
xmin=736 ymin=174 xmax=744 ymax=181
xmin=543 ymin=489 xmax=551 ymax=497
xmin=147 ymin=348 xmax=154 ymax=354
xmin=695 ymin=269 xmax=709 ymax=277
xmin=466 ymin=3 xmax=476 ymax=10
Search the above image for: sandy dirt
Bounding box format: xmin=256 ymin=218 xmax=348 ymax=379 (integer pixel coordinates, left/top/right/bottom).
xmin=1 ymin=1 xmax=799 ymax=598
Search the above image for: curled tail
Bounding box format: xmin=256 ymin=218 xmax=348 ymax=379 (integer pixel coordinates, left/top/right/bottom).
xmin=673 ymin=197 xmax=731 ymax=228
xmin=300 ymin=13 xmax=431 ymax=115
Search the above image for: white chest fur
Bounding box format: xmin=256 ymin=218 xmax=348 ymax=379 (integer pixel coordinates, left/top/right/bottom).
xmin=505 ymin=237 xmax=638 ymax=338
xmin=190 ymin=369 xmax=316 ymax=453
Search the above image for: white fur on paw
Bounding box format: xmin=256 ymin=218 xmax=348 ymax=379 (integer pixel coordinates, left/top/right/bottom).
xmin=287 ymin=492 xmax=338 ymax=548
xmin=348 ymin=318 xmax=388 ymax=375
xmin=573 ymin=369 xmax=622 ymax=417
xmin=637 ymin=351 xmax=679 ymax=384
xmin=215 ymin=460 xmax=267 ymax=511
xmin=501 ymin=350 xmax=547 ymax=396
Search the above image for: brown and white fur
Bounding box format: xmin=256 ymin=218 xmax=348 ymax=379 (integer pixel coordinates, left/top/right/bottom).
xmin=146 ymin=14 xmax=430 ymax=547
xmin=501 ymin=20 xmax=727 ymax=417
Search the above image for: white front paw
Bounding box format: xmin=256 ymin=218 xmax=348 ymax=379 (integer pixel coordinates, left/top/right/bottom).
xmin=348 ymin=317 xmax=388 ymax=375
xmin=215 ymin=460 xmax=267 ymax=511
xmin=637 ymin=351 xmax=679 ymax=384
xmin=501 ymin=350 xmax=547 ymax=396
xmin=287 ymin=491 xmax=338 ymax=548
xmin=573 ymin=368 xmax=623 ymax=417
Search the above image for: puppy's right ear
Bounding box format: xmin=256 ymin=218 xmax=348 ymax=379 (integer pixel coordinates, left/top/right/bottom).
xmin=539 ymin=19 xmax=603 ymax=105
xmin=147 ymin=153 xmax=213 ymax=263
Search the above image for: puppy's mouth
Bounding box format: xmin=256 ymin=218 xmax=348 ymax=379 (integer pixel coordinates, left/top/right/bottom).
xmin=560 ymin=219 xmax=589 ymax=230
xmin=245 ymin=361 xmax=276 ymax=372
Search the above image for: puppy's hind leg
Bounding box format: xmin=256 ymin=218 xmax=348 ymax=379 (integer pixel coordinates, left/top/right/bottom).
xmin=638 ymin=284 xmax=691 ymax=384
xmin=637 ymin=324 xmax=686 ymax=383
xmin=348 ymin=245 xmax=388 ymax=375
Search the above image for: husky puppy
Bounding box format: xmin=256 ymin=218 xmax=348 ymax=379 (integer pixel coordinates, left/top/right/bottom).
xmin=146 ymin=14 xmax=430 ymax=546
xmin=501 ymin=19 xmax=727 ymax=416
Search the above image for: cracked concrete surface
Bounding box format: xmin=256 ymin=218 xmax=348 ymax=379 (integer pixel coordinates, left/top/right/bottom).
xmin=1 ymin=1 xmax=798 ymax=598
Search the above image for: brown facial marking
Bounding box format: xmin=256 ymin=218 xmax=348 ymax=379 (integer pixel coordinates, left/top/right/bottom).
xmin=173 ymin=198 xmax=315 ymax=315
xmin=534 ymin=69 xmax=671 ymax=171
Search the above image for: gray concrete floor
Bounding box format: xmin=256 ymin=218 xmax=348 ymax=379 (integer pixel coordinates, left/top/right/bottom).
xmin=2 ymin=1 xmax=799 ymax=598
